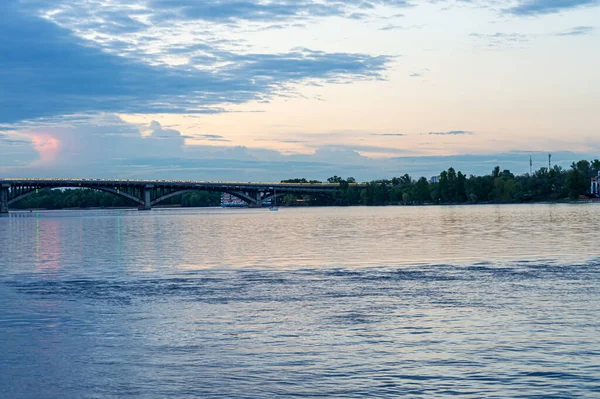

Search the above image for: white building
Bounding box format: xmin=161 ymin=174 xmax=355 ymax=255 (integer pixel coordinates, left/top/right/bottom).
xmin=592 ymin=172 xmax=600 ymax=197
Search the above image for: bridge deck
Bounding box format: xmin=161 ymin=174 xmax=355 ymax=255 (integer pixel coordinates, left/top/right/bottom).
xmin=0 ymin=178 xmax=359 ymax=190
xmin=0 ymin=178 xmax=365 ymax=212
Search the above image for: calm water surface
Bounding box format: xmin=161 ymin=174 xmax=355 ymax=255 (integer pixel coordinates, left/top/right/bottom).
xmin=1 ymin=204 xmax=599 ymax=398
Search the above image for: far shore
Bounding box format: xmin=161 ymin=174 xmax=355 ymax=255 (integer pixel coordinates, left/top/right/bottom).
xmin=7 ymin=198 xmax=600 ymax=213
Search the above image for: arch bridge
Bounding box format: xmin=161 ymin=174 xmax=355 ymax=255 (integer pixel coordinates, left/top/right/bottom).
xmin=0 ymin=179 xmax=358 ymax=213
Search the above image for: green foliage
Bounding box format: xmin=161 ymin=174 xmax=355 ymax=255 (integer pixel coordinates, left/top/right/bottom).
xmin=413 ymin=177 xmax=431 ymax=204
xmin=10 ymin=161 xmax=599 ymax=210
xmin=11 ymin=188 xmax=220 ymax=209
xmin=327 ymin=175 xmax=345 ymax=183
xmin=314 ymin=162 xmax=596 ymax=206
xmin=263 ymin=165 xmax=597 ymax=207
xmin=281 ymin=178 xmax=308 ymax=183
xmin=178 ymin=191 xmax=221 ymax=207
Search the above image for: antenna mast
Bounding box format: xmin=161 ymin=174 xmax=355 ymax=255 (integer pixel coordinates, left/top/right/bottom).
xmin=530 ymin=155 xmax=533 ymax=175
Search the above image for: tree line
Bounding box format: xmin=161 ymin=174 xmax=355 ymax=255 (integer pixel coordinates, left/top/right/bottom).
xmin=279 ymin=159 xmax=600 ymax=206
xmin=11 ymin=189 xmax=221 ymax=210
xmin=9 ymin=158 xmax=600 ymax=209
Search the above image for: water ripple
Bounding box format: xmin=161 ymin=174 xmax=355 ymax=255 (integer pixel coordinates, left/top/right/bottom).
xmin=1 ymin=206 xmax=600 ymax=398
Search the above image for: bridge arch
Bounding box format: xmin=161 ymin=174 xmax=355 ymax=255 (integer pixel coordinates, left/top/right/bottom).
xmin=1 ymin=179 xmax=349 ymax=213
xmin=88 ymin=186 xmax=144 ymax=205
xmin=6 ymin=186 xmax=42 ymax=205
xmin=223 ymin=190 xmax=262 ymax=207
xmin=261 ymin=192 xmax=285 ymax=203
xmin=151 ymin=189 xmax=196 ymax=206
xmin=7 ymin=186 xmax=143 ymax=207
xmin=150 ymin=189 xmax=261 ymax=207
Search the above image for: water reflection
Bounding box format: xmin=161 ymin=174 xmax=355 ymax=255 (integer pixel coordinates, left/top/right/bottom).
xmin=117 ymin=210 xmax=121 ymax=264
xmin=1 ymin=205 xmax=600 ymax=274
xmin=36 ymin=212 xmax=39 ymax=261
xmin=1 ymin=205 xmax=600 ymax=398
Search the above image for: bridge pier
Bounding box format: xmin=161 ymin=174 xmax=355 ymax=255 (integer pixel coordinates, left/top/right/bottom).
xmin=246 ymin=190 xmax=264 ymax=208
xmin=0 ymin=179 xmax=344 ymax=211
xmin=1 ymin=184 xmax=9 ymax=214
xmin=139 ymin=185 xmax=153 ymax=211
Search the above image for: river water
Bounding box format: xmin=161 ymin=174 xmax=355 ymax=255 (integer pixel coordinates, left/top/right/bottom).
xmin=1 ymin=204 xmax=599 ymax=398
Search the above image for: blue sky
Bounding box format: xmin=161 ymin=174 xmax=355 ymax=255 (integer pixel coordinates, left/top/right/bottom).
xmin=0 ymin=0 xmax=599 ymax=181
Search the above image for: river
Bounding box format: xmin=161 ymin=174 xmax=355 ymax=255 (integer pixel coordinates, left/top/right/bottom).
xmin=1 ymin=204 xmax=599 ymax=398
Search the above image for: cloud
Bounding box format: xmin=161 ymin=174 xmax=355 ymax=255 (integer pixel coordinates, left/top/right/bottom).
xmin=309 ymin=144 xmax=418 ymax=156
xmin=0 ymin=131 xmax=39 ymax=167
xmin=0 ymin=0 xmax=392 ymax=125
xmin=145 ymin=121 xmax=191 ymax=140
xmin=469 ymin=32 xmax=531 ymax=48
xmin=116 ymin=1 xmax=413 ymax=24
xmin=25 ymin=1 xmax=416 ymax=72
xmin=553 ymin=26 xmax=595 ymax=36
xmin=35 ymin=0 xmax=416 ymax=39
xmin=268 ymin=139 xmax=308 ymax=144
xmin=1 ymin=116 xmax=597 ymax=181
xmin=504 ymin=0 xmax=600 ymax=16
xmin=0 ymin=131 xmax=31 ymax=146
xmin=146 ymin=1 xmax=340 ymax=23
xmin=0 ymin=138 xmax=31 ymax=146
xmin=196 ymin=134 xmax=231 ymax=142
xmin=428 ymin=130 xmax=474 ymax=136
xmin=380 ymin=24 xmax=404 ymax=31
xmin=370 ymin=133 xmax=407 ymax=137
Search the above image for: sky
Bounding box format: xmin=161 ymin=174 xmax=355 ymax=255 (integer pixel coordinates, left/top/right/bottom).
xmin=0 ymin=0 xmax=599 ymax=181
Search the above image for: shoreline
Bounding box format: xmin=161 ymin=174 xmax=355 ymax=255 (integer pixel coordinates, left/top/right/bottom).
xmin=7 ymin=198 xmax=600 ymax=212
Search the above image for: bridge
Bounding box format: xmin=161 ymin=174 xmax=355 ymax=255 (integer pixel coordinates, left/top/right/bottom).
xmin=0 ymin=178 xmax=360 ymax=213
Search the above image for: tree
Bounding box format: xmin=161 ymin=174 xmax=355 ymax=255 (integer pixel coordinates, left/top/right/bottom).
xmin=439 ymin=171 xmax=449 ymax=202
xmin=591 ymin=159 xmax=600 ymax=177
xmin=9 ymin=159 xmax=598 ymax=210
xmin=413 ymin=177 xmax=430 ymax=204
xmin=281 ymin=194 xmax=299 ymax=206
xmin=447 ymin=167 xmax=457 ymax=202
xmin=456 ymin=172 xmax=467 ymax=202
xmin=566 ymin=169 xmax=587 ymax=198
xmin=327 ymin=176 xmax=344 ymax=183
xmin=573 ymin=160 xmax=591 ymax=178
xmin=400 ymin=174 xmax=412 ymax=186
xmin=281 ymin=178 xmax=308 ymax=183
xmin=492 ymin=166 xmax=500 ymax=178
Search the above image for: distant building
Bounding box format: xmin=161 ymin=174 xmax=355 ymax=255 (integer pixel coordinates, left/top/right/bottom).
xmin=220 ymin=193 xmax=246 ymax=207
xmin=430 ymin=176 xmax=440 ymax=184
xmin=592 ymin=172 xmax=600 ymax=197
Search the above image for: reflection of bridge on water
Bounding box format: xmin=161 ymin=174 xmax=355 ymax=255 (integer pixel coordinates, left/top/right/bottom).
xmin=1 ymin=179 xmax=362 ymax=213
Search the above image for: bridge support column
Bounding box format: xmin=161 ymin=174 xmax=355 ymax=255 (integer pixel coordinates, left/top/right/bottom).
xmin=246 ymin=190 xmax=264 ymax=208
xmin=1 ymin=185 xmax=9 ymax=214
xmin=140 ymin=185 xmax=153 ymax=211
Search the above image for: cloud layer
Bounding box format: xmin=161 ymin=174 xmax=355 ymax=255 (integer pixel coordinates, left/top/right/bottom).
xmin=0 ymin=0 xmax=391 ymax=124
xmin=428 ymin=131 xmax=474 ymax=136
xmin=1 ymin=0 xmax=598 ymax=180
xmin=1 ymin=116 xmax=593 ymax=181
xmin=505 ymin=0 xmax=599 ymax=15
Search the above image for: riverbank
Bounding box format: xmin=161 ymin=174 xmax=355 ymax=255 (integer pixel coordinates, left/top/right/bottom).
xmin=8 ymin=197 xmax=599 ymax=213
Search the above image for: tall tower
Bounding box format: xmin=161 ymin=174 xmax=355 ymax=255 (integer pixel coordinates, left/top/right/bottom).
xmin=530 ymin=155 xmax=533 ymax=175
xmin=548 ymin=154 xmax=552 ymax=169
